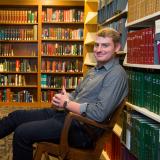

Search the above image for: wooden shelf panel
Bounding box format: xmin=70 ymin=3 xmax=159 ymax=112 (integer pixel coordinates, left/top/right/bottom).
xmin=0 ymin=72 xmax=37 ymax=74
xmin=85 ymin=12 xmax=97 ymax=24
xmin=117 ymin=50 xmax=127 ymax=55
xmin=0 ymin=102 xmax=39 ymax=107
xmin=0 ymin=0 xmax=39 ymax=6
xmin=84 ymin=32 xmax=96 ymax=45
xmin=101 ymin=150 xmax=110 ymax=160
xmin=39 ymin=102 xmax=52 ymax=108
xmin=113 ymin=123 xmax=122 ymax=137
xmin=42 ymin=0 xmax=84 ymax=6
xmin=0 ymin=40 xmax=38 ymax=43
xmin=41 ymin=55 xmax=83 ymax=58
xmin=84 ymin=52 xmax=96 ymax=66
xmin=126 ymin=102 xmax=160 ymax=123
xmin=42 ymin=22 xmax=84 ymax=24
xmin=0 ymin=85 xmax=37 ymax=88
xmin=0 ymin=56 xmax=38 ymax=58
xmin=41 ymin=87 xmax=75 ymax=90
xmin=85 ymin=0 xmax=98 ymax=2
xmin=42 ymin=39 xmax=83 ymax=42
xmin=41 ymin=72 xmax=83 ymax=74
xmin=0 ymin=22 xmax=38 ymax=25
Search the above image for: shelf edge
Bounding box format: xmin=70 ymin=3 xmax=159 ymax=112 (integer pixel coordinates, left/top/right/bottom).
xmin=126 ymin=102 xmax=160 ymax=122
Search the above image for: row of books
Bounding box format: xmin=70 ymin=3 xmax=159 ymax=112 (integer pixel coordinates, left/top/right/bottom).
xmin=0 ymin=74 xmax=26 ymax=86
xmin=42 ymin=43 xmax=83 ymax=56
xmin=154 ymin=27 xmax=160 ymax=64
xmin=105 ymin=18 xmax=127 ymax=50
xmin=128 ymin=0 xmax=160 ymax=23
xmin=127 ymin=27 xmax=155 ymax=64
xmin=42 ymin=27 xmax=83 ymax=40
xmin=0 ymin=9 xmax=37 ymax=23
xmin=0 ymin=89 xmax=34 ymax=102
xmin=42 ymin=8 xmax=84 ymax=22
xmin=98 ymin=0 xmax=127 ymax=24
xmin=127 ymin=69 xmax=160 ymax=115
xmin=121 ymin=145 xmax=137 ymax=160
xmin=41 ymin=74 xmax=83 ymax=88
xmin=0 ymin=59 xmax=37 ymax=72
xmin=41 ymin=90 xmax=55 ymax=102
xmin=104 ymin=132 xmax=135 ymax=160
xmin=122 ymin=110 xmax=160 ymax=160
xmin=0 ymin=43 xmax=37 ymax=56
xmin=0 ymin=25 xmax=37 ymax=40
xmin=41 ymin=60 xmax=83 ymax=73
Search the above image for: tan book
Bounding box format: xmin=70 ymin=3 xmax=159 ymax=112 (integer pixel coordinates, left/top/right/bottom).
xmin=33 ymin=25 xmax=38 ymax=40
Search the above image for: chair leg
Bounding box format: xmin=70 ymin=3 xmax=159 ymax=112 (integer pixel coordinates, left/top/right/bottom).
xmin=58 ymin=156 xmax=64 ymax=160
xmin=33 ymin=144 xmax=44 ymax=160
xmin=44 ymin=153 xmax=50 ymax=160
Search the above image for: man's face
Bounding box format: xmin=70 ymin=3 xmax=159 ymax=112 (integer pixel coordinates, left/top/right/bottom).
xmin=93 ymin=36 xmax=120 ymax=66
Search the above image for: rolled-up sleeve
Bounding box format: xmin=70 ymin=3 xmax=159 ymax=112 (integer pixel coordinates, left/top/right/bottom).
xmin=80 ymin=103 xmax=88 ymax=114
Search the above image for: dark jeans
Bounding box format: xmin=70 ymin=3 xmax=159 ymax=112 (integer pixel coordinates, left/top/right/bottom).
xmin=0 ymin=108 xmax=92 ymax=160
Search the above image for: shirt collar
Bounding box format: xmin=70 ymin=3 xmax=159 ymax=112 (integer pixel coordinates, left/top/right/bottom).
xmin=95 ymin=57 xmax=119 ymax=71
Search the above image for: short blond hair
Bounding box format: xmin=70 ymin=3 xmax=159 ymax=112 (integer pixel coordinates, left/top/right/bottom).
xmin=96 ymin=28 xmax=120 ymax=44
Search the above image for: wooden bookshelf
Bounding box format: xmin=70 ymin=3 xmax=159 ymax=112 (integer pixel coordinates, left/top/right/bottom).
xmin=83 ymin=0 xmax=98 ymax=73
xmin=122 ymin=1 xmax=160 ymax=159
xmin=85 ymin=12 xmax=97 ymax=24
xmin=98 ymin=1 xmax=128 ymax=54
xmin=0 ymin=0 xmax=85 ymax=107
xmin=84 ymin=32 xmax=96 ymax=44
xmin=84 ymin=52 xmax=96 ymax=66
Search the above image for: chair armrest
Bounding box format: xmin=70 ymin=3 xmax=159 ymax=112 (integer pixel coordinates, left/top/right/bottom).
xmin=59 ymin=112 xmax=112 ymax=158
xmin=66 ymin=112 xmax=112 ymax=130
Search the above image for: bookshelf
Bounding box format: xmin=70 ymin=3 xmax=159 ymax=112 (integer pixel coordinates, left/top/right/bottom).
xmin=41 ymin=0 xmax=84 ymax=106
xmin=0 ymin=0 xmax=85 ymax=107
xmin=84 ymin=32 xmax=96 ymax=45
xmin=97 ymin=1 xmax=128 ymax=160
xmin=83 ymin=0 xmax=98 ymax=73
xmin=98 ymin=0 xmax=128 ymax=54
xmin=85 ymin=11 xmax=97 ymax=24
xmin=122 ymin=0 xmax=160 ymax=160
xmin=0 ymin=0 xmax=39 ymax=106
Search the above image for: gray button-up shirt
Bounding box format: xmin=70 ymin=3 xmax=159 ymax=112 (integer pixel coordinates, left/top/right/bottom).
xmin=69 ymin=57 xmax=128 ymax=122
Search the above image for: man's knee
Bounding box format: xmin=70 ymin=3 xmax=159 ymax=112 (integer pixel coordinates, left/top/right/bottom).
xmin=13 ymin=124 xmax=31 ymax=146
xmin=8 ymin=110 xmax=25 ymax=121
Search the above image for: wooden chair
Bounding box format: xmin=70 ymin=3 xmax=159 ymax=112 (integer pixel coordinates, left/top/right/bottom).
xmin=33 ymin=99 xmax=125 ymax=160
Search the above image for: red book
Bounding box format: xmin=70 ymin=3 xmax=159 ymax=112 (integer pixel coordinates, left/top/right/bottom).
xmin=46 ymin=60 xmax=51 ymax=72
xmin=47 ymin=8 xmax=52 ymax=22
xmin=6 ymin=88 xmax=11 ymax=102
xmin=16 ymin=60 xmax=20 ymax=72
xmin=50 ymin=91 xmax=55 ymax=102
xmin=157 ymin=42 xmax=160 ymax=63
xmin=52 ymin=61 xmax=56 ymax=72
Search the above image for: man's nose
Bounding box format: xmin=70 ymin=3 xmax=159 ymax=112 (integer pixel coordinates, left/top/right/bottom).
xmin=97 ymin=45 xmax=102 ymax=52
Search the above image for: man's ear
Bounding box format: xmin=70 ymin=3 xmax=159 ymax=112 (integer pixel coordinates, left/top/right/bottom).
xmin=115 ymin=43 xmax=121 ymax=53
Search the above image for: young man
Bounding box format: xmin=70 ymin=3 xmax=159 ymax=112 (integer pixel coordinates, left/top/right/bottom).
xmin=0 ymin=28 xmax=128 ymax=160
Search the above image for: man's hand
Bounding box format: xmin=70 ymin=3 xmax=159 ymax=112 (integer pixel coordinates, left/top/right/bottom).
xmin=52 ymin=86 xmax=69 ymax=108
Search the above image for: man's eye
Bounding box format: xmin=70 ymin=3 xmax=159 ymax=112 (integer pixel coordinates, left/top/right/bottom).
xmin=102 ymin=44 xmax=108 ymax=48
xmin=94 ymin=43 xmax=99 ymax=47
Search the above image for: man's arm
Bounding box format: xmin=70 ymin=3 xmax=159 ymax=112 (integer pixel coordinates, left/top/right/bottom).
xmin=79 ymin=69 xmax=128 ymax=122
